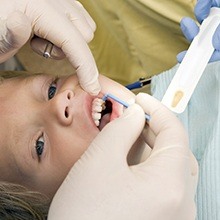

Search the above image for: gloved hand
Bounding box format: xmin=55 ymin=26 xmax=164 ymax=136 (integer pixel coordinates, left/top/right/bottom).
xmin=0 ymin=0 xmax=100 ymax=95
xmin=48 ymin=93 xmax=198 ymax=220
xmin=177 ymin=0 xmax=220 ymax=63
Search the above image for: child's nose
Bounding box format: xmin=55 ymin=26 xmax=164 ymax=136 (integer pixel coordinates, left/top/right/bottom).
xmin=49 ymin=90 xmax=74 ymax=126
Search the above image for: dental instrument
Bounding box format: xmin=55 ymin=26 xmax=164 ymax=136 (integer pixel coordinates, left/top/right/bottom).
xmin=102 ymin=93 xmax=150 ymax=121
xmin=43 ymin=42 xmax=54 ymax=58
xmin=162 ymin=7 xmax=220 ymax=113
xmin=126 ymin=77 xmax=151 ymax=90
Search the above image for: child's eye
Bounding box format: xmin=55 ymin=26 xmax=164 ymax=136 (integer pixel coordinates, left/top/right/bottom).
xmin=36 ymin=136 xmax=44 ymax=158
xmin=48 ymin=79 xmax=57 ymax=100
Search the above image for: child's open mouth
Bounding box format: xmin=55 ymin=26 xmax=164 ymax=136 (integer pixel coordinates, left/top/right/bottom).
xmin=99 ymin=100 xmax=112 ymax=130
xmin=91 ymin=97 xmax=122 ymax=130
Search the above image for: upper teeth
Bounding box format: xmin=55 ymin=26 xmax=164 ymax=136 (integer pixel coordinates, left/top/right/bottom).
xmin=92 ymin=98 xmax=106 ymax=126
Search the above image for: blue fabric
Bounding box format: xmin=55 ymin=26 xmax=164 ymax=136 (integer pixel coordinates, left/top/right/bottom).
xmin=151 ymin=61 xmax=220 ymax=220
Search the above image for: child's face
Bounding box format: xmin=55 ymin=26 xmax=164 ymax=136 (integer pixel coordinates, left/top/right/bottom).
xmin=0 ymin=73 xmax=134 ymax=198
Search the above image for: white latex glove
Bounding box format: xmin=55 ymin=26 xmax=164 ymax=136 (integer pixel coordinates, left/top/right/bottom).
xmin=0 ymin=0 xmax=100 ymax=95
xmin=48 ymin=93 xmax=198 ymax=220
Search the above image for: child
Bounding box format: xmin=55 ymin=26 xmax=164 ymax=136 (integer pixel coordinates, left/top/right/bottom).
xmin=0 ymin=70 xmax=148 ymax=200
xmin=2 ymin=59 xmax=218 ymax=219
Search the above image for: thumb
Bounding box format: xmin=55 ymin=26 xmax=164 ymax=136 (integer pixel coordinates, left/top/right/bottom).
xmin=136 ymin=93 xmax=188 ymax=153
xmin=180 ymin=17 xmax=199 ymax=42
xmin=135 ymin=93 xmax=194 ymax=176
xmin=0 ymin=11 xmax=31 ymax=63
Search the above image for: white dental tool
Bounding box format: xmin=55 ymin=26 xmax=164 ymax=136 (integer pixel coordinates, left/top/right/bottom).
xmin=162 ymin=7 xmax=220 ymax=113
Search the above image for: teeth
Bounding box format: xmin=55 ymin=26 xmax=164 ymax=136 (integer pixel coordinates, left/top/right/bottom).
xmin=92 ymin=112 xmax=101 ymax=120
xmin=94 ymin=119 xmax=100 ymax=127
xmin=93 ymin=105 xmax=103 ymax=112
xmin=92 ymin=98 xmax=106 ymax=127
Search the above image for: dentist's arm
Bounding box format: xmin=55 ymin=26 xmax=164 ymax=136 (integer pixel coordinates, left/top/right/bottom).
xmin=177 ymin=0 xmax=220 ymax=62
xmin=0 ymin=0 xmax=100 ymax=95
xmin=48 ymin=93 xmax=198 ymax=220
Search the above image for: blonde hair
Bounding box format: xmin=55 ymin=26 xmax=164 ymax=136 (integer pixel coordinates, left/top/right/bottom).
xmin=0 ymin=181 xmax=50 ymax=220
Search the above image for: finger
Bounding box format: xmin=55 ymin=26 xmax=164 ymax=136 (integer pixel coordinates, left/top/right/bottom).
xmin=135 ymin=93 xmax=198 ymax=180
xmin=180 ymin=17 xmax=199 ymax=42
xmin=30 ymin=37 xmax=65 ymax=60
xmin=86 ymin=104 xmax=145 ymax=165
xmin=194 ymin=0 xmax=212 ymax=23
xmin=135 ymin=93 xmax=188 ymax=152
xmin=35 ymin=14 xmax=100 ymax=95
xmin=0 ymin=11 xmax=31 ymax=63
xmin=63 ymin=39 xmax=101 ymax=95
